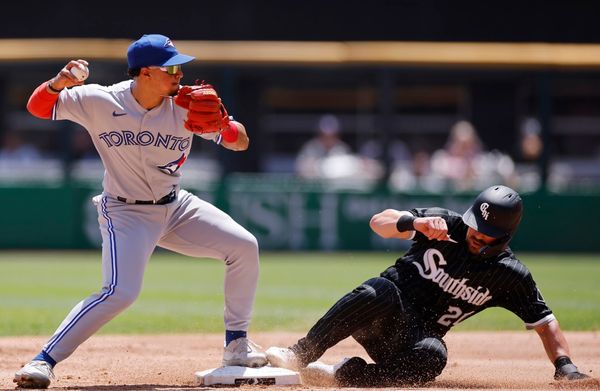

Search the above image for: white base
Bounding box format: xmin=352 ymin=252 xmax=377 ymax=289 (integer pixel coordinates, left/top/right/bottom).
xmin=195 ymin=365 xmax=301 ymax=386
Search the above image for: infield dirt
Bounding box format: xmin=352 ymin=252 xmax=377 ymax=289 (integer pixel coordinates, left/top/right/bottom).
xmin=1 ymin=331 xmax=598 ymax=390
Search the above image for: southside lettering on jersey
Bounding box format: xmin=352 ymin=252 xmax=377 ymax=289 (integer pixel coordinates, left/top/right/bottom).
xmin=98 ymin=130 xmax=191 ymax=151
xmin=412 ymin=249 xmax=492 ymax=306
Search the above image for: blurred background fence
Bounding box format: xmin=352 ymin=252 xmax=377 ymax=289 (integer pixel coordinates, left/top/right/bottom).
xmin=2 ymin=178 xmax=599 ymax=252
xmin=1 ymin=1 xmax=600 ymax=251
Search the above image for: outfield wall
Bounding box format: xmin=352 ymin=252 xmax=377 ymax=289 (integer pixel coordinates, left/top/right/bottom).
xmin=1 ymin=178 xmax=598 ymax=252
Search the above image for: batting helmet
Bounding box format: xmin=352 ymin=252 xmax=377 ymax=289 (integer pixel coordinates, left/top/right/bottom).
xmin=463 ymin=185 xmax=523 ymax=243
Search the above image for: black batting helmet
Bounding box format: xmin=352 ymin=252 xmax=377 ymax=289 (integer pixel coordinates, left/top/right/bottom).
xmin=462 ymin=185 xmax=523 ymax=242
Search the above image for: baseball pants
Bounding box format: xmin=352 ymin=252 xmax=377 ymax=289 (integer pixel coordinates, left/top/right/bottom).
xmin=291 ymin=276 xmax=447 ymax=386
xmin=41 ymin=189 xmax=259 ymax=363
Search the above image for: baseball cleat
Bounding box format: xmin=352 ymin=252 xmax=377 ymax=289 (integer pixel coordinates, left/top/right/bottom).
xmin=13 ymin=360 xmax=55 ymax=389
xmin=222 ymin=337 xmax=268 ymax=368
xmin=301 ymin=357 xmax=351 ymax=386
xmin=265 ymin=346 xmax=301 ymax=371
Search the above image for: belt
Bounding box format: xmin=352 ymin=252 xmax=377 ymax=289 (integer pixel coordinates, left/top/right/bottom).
xmin=117 ymin=190 xmax=177 ymax=205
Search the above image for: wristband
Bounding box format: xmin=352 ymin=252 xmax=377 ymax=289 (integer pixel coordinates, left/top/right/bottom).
xmin=221 ymin=122 xmax=239 ymax=143
xmin=47 ymin=81 xmax=63 ymax=94
xmin=396 ymin=214 xmax=416 ymax=232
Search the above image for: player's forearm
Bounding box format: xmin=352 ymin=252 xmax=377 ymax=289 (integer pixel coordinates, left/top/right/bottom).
xmin=535 ymin=319 xmax=591 ymax=380
xmin=370 ymin=210 xmax=414 ymax=239
xmin=27 ymin=81 xmax=60 ymax=119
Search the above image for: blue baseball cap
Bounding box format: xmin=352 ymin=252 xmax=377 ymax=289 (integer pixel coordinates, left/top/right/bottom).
xmin=127 ymin=34 xmax=195 ymax=69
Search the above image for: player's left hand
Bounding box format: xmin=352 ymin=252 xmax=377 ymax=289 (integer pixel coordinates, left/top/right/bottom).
xmin=554 ymin=356 xmax=590 ymax=380
xmin=175 ymin=82 xmax=230 ymax=135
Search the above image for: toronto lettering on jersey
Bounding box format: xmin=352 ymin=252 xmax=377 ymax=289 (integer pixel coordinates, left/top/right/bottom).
xmin=98 ymin=131 xmax=191 ymax=151
xmin=412 ymin=249 xmax=492 ymax=306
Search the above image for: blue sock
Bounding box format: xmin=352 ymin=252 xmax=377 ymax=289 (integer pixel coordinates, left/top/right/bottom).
xmin=33 ymin=350 xmax=57 ymax=368
xmin=225 ymin=330 xmax=247 ymax=346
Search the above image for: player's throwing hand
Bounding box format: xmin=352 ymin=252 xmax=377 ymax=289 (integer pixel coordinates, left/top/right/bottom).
xmin=47 ymin=60 xmax=89 ymax=92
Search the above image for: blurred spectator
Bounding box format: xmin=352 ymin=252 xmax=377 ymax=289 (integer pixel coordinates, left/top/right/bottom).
xmin=389 ymin=149 xmax=438 ymax=192
xmin=519 ymin=117 xmax=543 ymax=162
xmin=295 ymin=115 xmax=383 ymax=185
xmin=430 ymin=120 xmax=483 ymax=186
xmin=295 ymin=114 xmax=352 ymax=178
xmin=0 ymin=131 xmax=42 ymax=165
xmin=359 ymin=138 xmax=412 ymax=165
xmin=429 ymin=120 xmax=516 ymax=191
xmin=359 ymin=137 xmax=432 ymax=192
xmin=514 ymin=117 xmax=543 ymax=191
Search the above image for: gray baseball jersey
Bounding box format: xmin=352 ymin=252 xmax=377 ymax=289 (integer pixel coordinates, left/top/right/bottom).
xmin=42 ymin=80 xmax=259 ymax=363
xmin=54 ymin=80 xmax=191 ymax=200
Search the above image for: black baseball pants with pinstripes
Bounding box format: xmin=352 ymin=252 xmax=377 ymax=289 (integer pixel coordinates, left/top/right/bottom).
xmin=291 ymin=276 xmax=448 ymax=387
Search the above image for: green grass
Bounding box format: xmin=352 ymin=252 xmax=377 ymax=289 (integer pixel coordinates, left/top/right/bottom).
xmin=0 ymin=251 xmax=598 ymax=336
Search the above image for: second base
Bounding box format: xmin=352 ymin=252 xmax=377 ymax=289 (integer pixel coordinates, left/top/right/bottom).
xmin=195 ymin=365 xmax=301 ymax=386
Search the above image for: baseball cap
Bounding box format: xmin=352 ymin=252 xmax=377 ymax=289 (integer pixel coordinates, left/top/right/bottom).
xmin=127 ymin=34 xmax=195 ymax=69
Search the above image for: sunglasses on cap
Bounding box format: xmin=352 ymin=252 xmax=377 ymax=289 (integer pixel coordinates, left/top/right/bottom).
xmin=148 ymin=65 xmax=182 ymax=75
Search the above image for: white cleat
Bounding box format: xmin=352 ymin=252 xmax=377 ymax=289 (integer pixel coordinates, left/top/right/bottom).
xmin=13 ymin=360 xmax=55 ymax=389
xmin=265 ymin=346 xmax=301 ymax=371
xmin=301 ymin=358 xmax=351 ymax=387
xmin=222 ymin=338 xmax=268 ymax=368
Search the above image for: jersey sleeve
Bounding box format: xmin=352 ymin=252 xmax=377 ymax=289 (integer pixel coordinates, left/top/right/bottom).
xmin=26 ymin=82 xmax=60 ymax=119
xmin=497 ymin=263 xmax=555 ymax=329
xmin=52 ymin=84 xmax=96 ymax=127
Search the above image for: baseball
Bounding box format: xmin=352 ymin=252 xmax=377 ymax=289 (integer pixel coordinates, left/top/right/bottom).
xmin=70 ymin=64 xmax=89 ymax=82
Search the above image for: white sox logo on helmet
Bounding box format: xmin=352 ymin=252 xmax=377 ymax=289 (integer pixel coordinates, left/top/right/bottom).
xmin=480 ymin=203 xmax=490 ymax=220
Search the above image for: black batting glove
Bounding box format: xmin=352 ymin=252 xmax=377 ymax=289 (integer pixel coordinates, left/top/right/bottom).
xmin=554 ymin=356 xmax=589 ymax=380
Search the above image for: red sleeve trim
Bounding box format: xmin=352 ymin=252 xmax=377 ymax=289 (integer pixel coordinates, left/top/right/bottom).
xmin=27 ymin=81 xmax=60 ymax=119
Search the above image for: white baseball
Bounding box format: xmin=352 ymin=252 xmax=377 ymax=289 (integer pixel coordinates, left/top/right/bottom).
xmin=70 ymin=64 xmax=89 ymax=81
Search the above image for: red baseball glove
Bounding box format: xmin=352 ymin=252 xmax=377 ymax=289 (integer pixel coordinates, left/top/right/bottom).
xmin=175 ymin=83 xmax=230 ymax=134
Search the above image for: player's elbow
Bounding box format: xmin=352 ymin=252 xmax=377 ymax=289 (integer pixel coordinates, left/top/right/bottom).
xmin=369 ymin=214 xmax=380 ymax=233
xmin=369 ymin=212 xmax=392 ymax=238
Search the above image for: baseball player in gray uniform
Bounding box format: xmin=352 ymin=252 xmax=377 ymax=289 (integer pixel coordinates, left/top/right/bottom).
xmin=15 ymin=34 xmax=267 ymax=389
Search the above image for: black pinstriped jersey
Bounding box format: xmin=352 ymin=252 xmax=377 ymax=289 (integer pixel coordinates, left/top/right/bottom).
xmin=380 ymin=207 xmax=555 ymax=337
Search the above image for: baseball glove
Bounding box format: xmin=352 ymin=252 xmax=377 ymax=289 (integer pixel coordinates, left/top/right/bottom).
xmin=175 ymin=82 xmax=230 ymax=135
